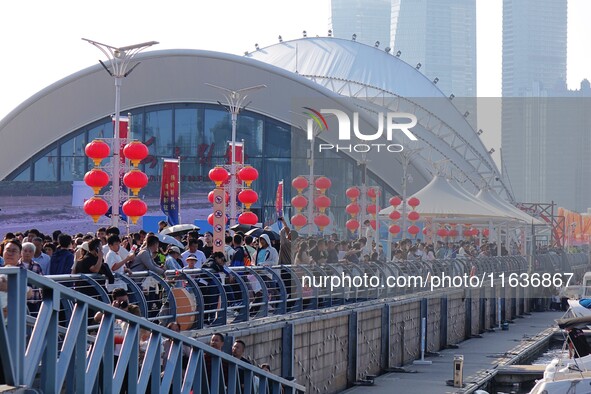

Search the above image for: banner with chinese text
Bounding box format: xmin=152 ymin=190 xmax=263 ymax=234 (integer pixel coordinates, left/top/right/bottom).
xmin=275 ymin=180 xmax=283 ymax=228
xmin=160 ymin=159 xmax=180 ymax=226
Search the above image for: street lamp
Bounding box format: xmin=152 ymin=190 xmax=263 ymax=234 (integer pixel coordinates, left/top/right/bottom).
xmin=83 ymin=38 xmax=158 ymax=227
xmin=206 ymin=83 xmax=266 ymax=226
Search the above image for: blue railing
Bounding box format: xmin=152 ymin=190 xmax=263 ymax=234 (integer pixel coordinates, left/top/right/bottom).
xmin=17 ymin=254 xmax=589 ymax=333
xmin=0 ymin=267 xmax=306 ymax=393
xmin=0 ymin=254 xmax=586 ymax=392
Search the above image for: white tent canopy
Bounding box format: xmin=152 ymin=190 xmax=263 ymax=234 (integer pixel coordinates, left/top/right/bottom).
xmin=476 ymin=188 xmax=546 ymax=226
xmin=378 ymin=176 xmax=523 ymax=222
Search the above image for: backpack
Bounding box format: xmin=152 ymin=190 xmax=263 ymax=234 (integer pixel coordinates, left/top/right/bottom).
xmin=242 ymin=247 xmax=252 ymax=266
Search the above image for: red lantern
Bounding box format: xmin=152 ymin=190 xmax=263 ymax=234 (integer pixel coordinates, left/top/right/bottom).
xmin=238 ymin=211 xmax=258 ymax=226
xmin=84 ymin=168 xmax=110 ymax=194
xmin=346 ymin=203 xmax=360 ymax=217
xmin=408 ymin=225 xmax=420 ymax=236
xmin=389 ymin=224 xmax=401 ymax=235
xmin=367 ymin=187 xmax=380 ymax=200
xmin=407 ymin=211 xmax=420 ymax=221
xmin=291 ymin=195 xmax=308 ymax=212
xmin=389 ymin=196 xmax=402 ymax=207
xmin=463 ymin=230 xmax=472 ymax=237
xmin=314 ymin=195 xmax=331 ymax=213
xmin=369 ymin=220 xmax=377 ymax=230
xmin=437 ymin=228 xmax=448 ymax=237
xmin=313 ymin=214 xmax=330 ymax=231
xmin=346 ymin=187 xmax=360 ymax=201
xmin=83 ymin=197 xmax=109 ymax=223
xmin=449 ymin=229 xmax=459 ymax=238
xmin=346 ymin=219 xmax=360 ymax=232
xmin=389 ymin=210 xmax=401 ymax=221
xmin=208 ymin=190 xmax=230 ymax=204
xmin=209 ymin=213 xmax=228 ymax=226
xmin=422 ymin=227 xmax=429 ymax=236
xmin=123 ymin=169 xmax=148 ymax=196
xmin=483 ymin=228 xmax=490 ymax=237
xmin=122 ymin=198 xmax=147 ymax=225
xmin=123 ymin=141 xmax=149 ymax=167
xmin=471 ymin=228 xmax=479 ymax=236
xmin=314 ymin=176 xmax=332 ymax=193
xmin=237 ymin=166 xmax=259 ymax=187
xmin=292 ymin=176 xmax=309 ymax=194
xmin=238 ymin=189 xmax=258 ymax=209
xmin=291 ymin=214 xmax=308 ymax=230
xmin=85 ymin=140 xmax=110 ymax=166
xmin=209 ymin=167 xmax=230 ymax=187
xmin=367 ymin=204 xmax=377 ymax=215
xmin=408 ymin=197 xmax=420 ymax=209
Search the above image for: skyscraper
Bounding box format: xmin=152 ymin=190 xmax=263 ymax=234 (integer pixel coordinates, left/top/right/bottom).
xmin=500 ymin=0 xmax=590 ymax=211
xmin=330 ymin=0 xmax=392 ymax=49
xmin=502 ymin=0 xmax=567 ymax=97
xmin=390 ymin=0 xmax=477 ymax=99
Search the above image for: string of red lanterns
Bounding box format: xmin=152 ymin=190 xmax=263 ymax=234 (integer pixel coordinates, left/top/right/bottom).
xmin=388 ymin=195 xmax=423 ymax=237
xmin=344 ymin=187 xmax=360 ymax=233
xmin=208 ymin=163 xmax=260 ymax=226
xmin=83 ymin=139 xmax=149 ymax=224
xmin=388 ymin=195 xmax=401 ymax=236
xmin=291 ymin=175 xmax=332 ymax=232
xmin=121 ymin=141 xmax=149 ymax=224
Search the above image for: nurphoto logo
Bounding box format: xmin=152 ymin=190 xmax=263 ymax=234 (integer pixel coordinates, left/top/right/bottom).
xmin=303 ymin=107 xmax=418 ymax=153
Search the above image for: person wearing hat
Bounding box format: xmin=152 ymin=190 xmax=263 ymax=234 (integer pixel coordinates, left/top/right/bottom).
xmin=185 ymin=254 xmax=199 ymax=269
xmin=164 ymin=245 xmax=183 ymax=271
xmin=181 ymin=238 xmax=206 ymax=268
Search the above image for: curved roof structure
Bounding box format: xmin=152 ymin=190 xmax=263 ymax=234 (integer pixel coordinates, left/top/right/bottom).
xmin=248 ymin=37 xmax=511 ymax=199
xmin=0 ymin=41 xmax=509 ymax=201
xmin=0 ymin=49 xmax=369 ymax=181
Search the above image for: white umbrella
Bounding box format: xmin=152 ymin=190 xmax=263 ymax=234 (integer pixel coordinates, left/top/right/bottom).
xmin=156 ymin=233 xmax=184 ymax=249
xmin=160 ymin=224 xmax=200 ymax=237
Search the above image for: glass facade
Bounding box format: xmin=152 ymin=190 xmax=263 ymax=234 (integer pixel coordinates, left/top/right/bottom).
xmin=7 ymin=103 xmax=396 ymax=225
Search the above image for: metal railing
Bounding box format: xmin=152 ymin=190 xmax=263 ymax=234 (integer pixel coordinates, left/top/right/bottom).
xmin=18 ymin=254 xmax=588 ymax=331
xmin=18 ymin=254 xmax=591 ymax=333
xmin=0 ymin=254 xmax=587 ymax=392
xmin=0 ymin=267 xmax=305 ymax=393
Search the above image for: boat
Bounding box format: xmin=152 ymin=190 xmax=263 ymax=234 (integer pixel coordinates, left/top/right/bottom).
xmin=560 ymin=272 xmax=591 ymax=318
xmin=529 ymin=315 xmax=591 ymax=393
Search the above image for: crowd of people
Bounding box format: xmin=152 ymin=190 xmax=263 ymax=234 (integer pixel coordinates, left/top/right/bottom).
xmin=0 ymin=220 xmax=569 ymax=390
xmin=0 ymin=218 xmax=526 ymax=324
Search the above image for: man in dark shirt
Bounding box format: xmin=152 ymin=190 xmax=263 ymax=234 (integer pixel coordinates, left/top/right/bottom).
xmin=73 ymin=239 xmax=115 ymax=283
xmin=49 ymin=234 xmax=74 ymax=275
xmin=205 ymin=333 xmax=229 ymax=385
xmin=232 ymin=339 xmax=252 ymax=390
xmin=230 ymin=234 xmax=247 ymax=267
xmin=326 ymin=240 xmax=339 ymax=264
xmin=202 ymin=232 xmax=214 ymax=259
xmin=309 ymin=239 xmax=328 ymax=264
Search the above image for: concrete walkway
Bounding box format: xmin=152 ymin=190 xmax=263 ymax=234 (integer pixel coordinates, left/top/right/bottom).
xmin=342 ymin=311 xmax=563 ymax=394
